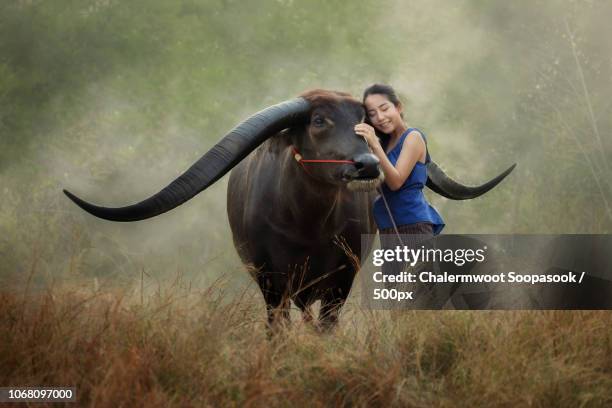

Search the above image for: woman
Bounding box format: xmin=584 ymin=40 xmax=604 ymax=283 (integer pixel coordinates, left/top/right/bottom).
xmin=355 ymin=84 xmax=444 ymax=273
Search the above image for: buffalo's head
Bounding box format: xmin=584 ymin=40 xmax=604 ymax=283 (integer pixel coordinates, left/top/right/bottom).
xmin=291 ymin=89 xmax=383 ymax=191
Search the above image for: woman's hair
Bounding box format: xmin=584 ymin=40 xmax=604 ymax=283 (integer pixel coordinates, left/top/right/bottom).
xmin=362 ymin=83 xmax=402 ymax=113
xmin=362 ymin=83 xmax=404 ymax=149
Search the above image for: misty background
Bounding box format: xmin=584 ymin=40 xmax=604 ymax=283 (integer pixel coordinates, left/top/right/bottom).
xmin=1 ymin=0 xmax=611 ymax=290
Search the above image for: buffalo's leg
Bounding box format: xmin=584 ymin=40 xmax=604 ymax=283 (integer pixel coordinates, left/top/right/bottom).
xmin=294 ymin=293 xmax=315 ymax=326
xmin=301 ymin=306 xmax=314 ymax=324
xmin=256 ymin=270 xmax=291 ymax=330
xmin=318 ymin=287 xmax=349 ymax=332
xmin=266 ymin=296 xmax=290 ymax=329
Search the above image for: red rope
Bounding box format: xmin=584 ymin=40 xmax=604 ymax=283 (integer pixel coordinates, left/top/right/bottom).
xmin=291 ymin=146 xmax=355 ymax=165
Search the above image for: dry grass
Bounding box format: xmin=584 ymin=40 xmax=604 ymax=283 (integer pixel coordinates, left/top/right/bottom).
xmin=1 ymin=277 xmax=612 ymax=407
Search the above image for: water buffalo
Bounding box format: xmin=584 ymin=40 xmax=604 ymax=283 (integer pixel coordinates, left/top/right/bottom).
xmin=64 ymin=89 xmax=515 ymax=330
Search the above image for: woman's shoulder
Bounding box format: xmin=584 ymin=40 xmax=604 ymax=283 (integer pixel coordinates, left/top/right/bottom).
xmin=402 ymin=128 xmax=426 ymax=147
xmin=399 ymin=128 xmax=427 ymax=163
xmin=406 ymin=127 xmax=425 ymax=140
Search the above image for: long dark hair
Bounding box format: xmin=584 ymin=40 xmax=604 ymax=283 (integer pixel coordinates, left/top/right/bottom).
xmin=362 ymin=83 xmax=404 ymax=151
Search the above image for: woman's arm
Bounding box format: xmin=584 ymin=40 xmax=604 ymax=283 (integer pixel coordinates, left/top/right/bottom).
xmin=354 ymin=124 xmax=426 ymax=191
xmin=374 ymin=131 xmax=425 ymax=190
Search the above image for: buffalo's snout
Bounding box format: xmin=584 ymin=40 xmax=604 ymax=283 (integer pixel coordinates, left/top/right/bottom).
xmin=353 ymin=153 xmax=380 ymax=179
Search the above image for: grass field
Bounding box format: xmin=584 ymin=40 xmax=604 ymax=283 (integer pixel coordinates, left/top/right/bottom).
xmin=2 ymin=274 xmax=611 ymax=407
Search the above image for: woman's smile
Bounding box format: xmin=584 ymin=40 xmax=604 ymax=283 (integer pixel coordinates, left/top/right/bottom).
xmin=363 ymin=93 xmax=406 ymax=137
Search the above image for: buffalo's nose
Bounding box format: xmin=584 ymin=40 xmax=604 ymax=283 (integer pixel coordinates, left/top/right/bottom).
xmin=353 ymin=153 xmax=380 ymax=178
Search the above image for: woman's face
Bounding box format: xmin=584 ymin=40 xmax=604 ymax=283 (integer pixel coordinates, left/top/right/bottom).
xmin=363 ymin=93 xmax=403 ymax=134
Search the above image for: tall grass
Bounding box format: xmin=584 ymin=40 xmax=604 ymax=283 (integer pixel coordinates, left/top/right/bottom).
xmin=2 ymin=276 xmax=611 ymax=407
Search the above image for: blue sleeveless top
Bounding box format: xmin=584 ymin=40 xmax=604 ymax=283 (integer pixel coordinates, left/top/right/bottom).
xmin=373 ymin=128 xmax=445 ymax=235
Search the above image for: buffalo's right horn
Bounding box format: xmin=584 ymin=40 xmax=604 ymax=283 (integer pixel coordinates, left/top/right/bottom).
xmin=64 ymin=98 xmax=311 ymax=221
xmin=426 ymin=161 xmax=516 ymax=200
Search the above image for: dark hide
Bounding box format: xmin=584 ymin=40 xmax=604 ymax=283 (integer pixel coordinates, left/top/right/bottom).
xmin=227 ymin=90 xmax=378 ymax=330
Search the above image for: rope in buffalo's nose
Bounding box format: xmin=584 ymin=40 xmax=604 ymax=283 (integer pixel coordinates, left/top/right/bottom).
xmin=291 ymin=146 xmax=355 ymax=175
xmin=291 ymin=145 xmax=403 ymax=244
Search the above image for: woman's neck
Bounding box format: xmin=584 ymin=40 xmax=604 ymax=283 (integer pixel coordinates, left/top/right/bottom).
xmin=387 ymin=122 xmax=409 ymax=148
xmin=392 ymin=122 xmax=409 ymax=139
xmin=384 ymin=122 xmax=410 ymax=153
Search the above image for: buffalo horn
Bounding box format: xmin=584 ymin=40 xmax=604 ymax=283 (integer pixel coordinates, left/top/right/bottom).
xmin=426 ymin=161 xmax=516 ymax=200
xmin=64 ymin=98 xmax=311 ymax=221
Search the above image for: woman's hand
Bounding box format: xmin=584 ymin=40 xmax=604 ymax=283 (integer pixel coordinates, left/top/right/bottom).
xmin=354 ymin=123 xmax=381 ymax=150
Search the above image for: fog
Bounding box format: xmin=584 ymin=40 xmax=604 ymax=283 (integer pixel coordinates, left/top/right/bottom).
xmin=1 ymin=0 xmax=610 ymax=286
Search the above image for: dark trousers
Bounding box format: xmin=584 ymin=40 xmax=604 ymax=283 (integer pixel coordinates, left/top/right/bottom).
xmin=379 ymin=222 xmax=434 ymax=283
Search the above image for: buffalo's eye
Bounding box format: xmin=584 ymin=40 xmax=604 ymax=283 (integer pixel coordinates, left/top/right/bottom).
xmin=312 ymin=116 xmax=326 ymax=127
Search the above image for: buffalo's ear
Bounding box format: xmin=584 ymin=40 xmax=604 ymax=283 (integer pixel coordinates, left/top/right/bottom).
xmin=267 ymin=128 xmax=295 ymax=155
xmin=285 ymin=121 xmax=309 ymax=145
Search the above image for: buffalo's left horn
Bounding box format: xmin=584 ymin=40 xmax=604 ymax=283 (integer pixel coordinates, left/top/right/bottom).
xmin=64 ymin=98 xmax=311 ymax=221
xmin=426 ymin=161 xmax=516 ymax=200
